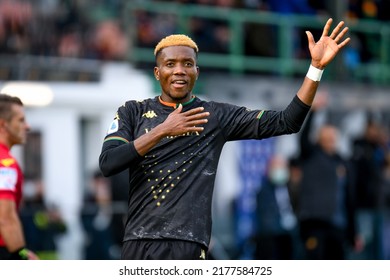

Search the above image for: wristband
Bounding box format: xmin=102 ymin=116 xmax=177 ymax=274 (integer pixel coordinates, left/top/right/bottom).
xmin=306 ymin=65 xmax=324 ymax=82
xmin=10 ymin=247 xmax=29 ymax=260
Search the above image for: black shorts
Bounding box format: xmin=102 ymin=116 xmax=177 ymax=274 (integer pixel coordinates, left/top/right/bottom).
xmin=121 ymin=239 xmax=208 ymax=260
xmin=0 ymin=246 xmax=11 ymax=260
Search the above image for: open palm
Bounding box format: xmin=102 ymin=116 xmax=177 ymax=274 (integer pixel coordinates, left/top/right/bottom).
xmin=307 ymin=18 xmax=350 ymax=69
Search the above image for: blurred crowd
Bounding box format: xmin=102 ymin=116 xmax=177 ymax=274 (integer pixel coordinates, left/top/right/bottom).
xmin=3 ymin=0 xmax=390 ymax=260
xmin=0 ymin=0 xmax=388 ymax=65
xmin=0 ymin=0 xmax=127 ymax=60
xmin=239 ymin=92 xmax=390 ymax=260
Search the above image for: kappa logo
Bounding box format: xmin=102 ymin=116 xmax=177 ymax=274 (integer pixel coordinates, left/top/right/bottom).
xmin=0 ymin=158 xmax=15 ymax=167
xmin=142 ymin=110 xmax=158 ymax=119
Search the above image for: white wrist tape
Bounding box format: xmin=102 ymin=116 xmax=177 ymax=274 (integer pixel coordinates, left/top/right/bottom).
xmin=306 ymin=65 xmax=324 ymax=82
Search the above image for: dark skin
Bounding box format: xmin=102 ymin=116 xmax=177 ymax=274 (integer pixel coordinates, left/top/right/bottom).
xmin=154 ymin=45 xmax=199 ymax=104
xmin=133 ymin=18 xmax=350 ymax=157
xmin=133 ymin=46 xmax=209 ymax=156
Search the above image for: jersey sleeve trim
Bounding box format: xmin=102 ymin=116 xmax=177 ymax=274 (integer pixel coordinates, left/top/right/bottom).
xmin=104 ymin=136 xmax=129 ymax=143
xmin=256 ymin=110 xmax=265 ymax=119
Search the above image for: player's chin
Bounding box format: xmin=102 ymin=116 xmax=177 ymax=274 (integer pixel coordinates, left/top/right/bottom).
xmin=18 ymin=136 xmax=27 ymax=145
xmin=170 ymin=90 xmax=190 ymax=100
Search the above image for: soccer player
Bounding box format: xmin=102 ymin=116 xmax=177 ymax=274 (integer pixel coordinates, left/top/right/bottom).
xmin=99 ymin=18 xmax=350 ymax=260
xmin=0 ymin=94 xmax=39 ymax=260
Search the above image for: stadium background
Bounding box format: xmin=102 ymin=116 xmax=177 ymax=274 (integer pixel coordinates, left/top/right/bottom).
xmin=0 ymin=0 xmax=389 ymax=259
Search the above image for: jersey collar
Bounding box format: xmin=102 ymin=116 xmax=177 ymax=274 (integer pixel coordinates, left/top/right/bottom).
xmin=158 ymin=96 xmax=196 ymax=108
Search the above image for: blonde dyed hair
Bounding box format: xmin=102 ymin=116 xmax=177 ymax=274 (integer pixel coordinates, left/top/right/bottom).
xmin=154 ymin=34 xmax=199 ymax=56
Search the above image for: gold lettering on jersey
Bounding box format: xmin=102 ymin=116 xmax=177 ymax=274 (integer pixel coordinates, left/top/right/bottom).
xmin=114 ymin=112 xmax=120 ymax=120
xmin=166 ymin=131 xmax=200 ymax=138
xmin=142 ymin=111 xmax=158 ymax=119
xmin=144 ymin=128 xmax=200 ymax=138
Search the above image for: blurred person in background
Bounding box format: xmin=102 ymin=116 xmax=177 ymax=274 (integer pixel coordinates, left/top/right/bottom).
xmin=0 ymin=0 xmax=33 ymax=55
xmin=19 ymin=179 xmax=66 ymax=260
xmin=81 ymin=169 xmax=117 ymax=260
xmin=99 ymin=18 xmax=350 ymax=260
xmin=351 ymin=116 xmax=389 ymax=259
xmin=108 ymin=169 xmax=129 ymax=258
xmin=0 ymin=93 xmax=39 ymax=260
xmin=383 ymin=150 xmax=390 ymax=259
xmin=295 ymin=93 xmax=363 ymax=259
xmin=253 ymin=154 xmax=298 ymax=259
xmin=90 ymin=19 xmax=128 ymax=61
xmin=286 ymin=157 xmax=303 ymax=215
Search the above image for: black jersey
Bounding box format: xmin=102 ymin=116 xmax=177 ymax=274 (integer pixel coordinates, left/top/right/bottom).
xmin=99 ymin=95 xmax=310 ymax=248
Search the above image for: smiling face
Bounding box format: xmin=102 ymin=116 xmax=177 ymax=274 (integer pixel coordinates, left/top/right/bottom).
xmin=154 ymin=45 xmax=199 ymax=103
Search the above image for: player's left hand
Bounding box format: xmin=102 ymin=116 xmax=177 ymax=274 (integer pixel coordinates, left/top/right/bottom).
xmin=306 ymin=18 xmax=350 ymax=69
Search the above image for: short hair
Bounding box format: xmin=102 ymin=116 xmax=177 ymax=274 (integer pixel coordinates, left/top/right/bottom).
xmin=0 ymin=93 xmax=23 ymax=121
xmin=154 ymin=34 xmax=199 ymax=57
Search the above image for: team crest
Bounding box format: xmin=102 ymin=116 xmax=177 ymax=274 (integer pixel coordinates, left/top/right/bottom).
xmin=107 ymin=119 xmax=119 ymax=134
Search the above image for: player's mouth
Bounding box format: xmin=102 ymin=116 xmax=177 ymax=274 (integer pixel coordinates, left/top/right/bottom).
xmin=171 ymin=79 xmax=187 ymax=88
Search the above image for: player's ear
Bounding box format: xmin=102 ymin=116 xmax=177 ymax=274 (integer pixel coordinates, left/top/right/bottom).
xmin=154 ymin=67 xmax=160 ymax=80
xmin=0 ymin=119 xmax=7 ymax=132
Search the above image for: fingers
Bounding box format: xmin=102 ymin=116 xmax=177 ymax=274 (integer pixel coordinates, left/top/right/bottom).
xmin=334 ymin=26 xmax=348 ymax=42
xmin=187 ymin=112 xmax=210 ymax=121
xmin=190 ymin=111 xmax=209 ymax=120
xmin=180 ymin=106 xmax=210 ymax=119
xmin=324 ymin=19 xmax=350 ymax=43
xmin=321 ymin=18 xmax=333 ymax=38
xmin=322 ymin=18 xmax=351 ymax=49
xmin=175 ymin=105 xmax=206 ymax=116
xmin=187 ymin=119 xmax=208 ymax=131
xmin=334 ymin=27 xmax=350 ymax=47
xmin=182 ymin=106 xmax=207 ymax=116
xmin=338 ymin=37 xmax=351 ymax=49
xmin=175 ymin=103 xmax=183 ymax=113
xmin=169 ymin=106 xmax=210 ymax=132
xmin=185 ymin=108 xmax=209 ymax=128
xmin=329 ymin=20 xmax=345 ymax=40
xmin=306 ymin=31 xmax=315 ymax=49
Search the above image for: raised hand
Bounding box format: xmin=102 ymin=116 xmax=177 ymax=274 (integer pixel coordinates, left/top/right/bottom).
xmin=306 ymin=18 xmax=350 ymax=69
